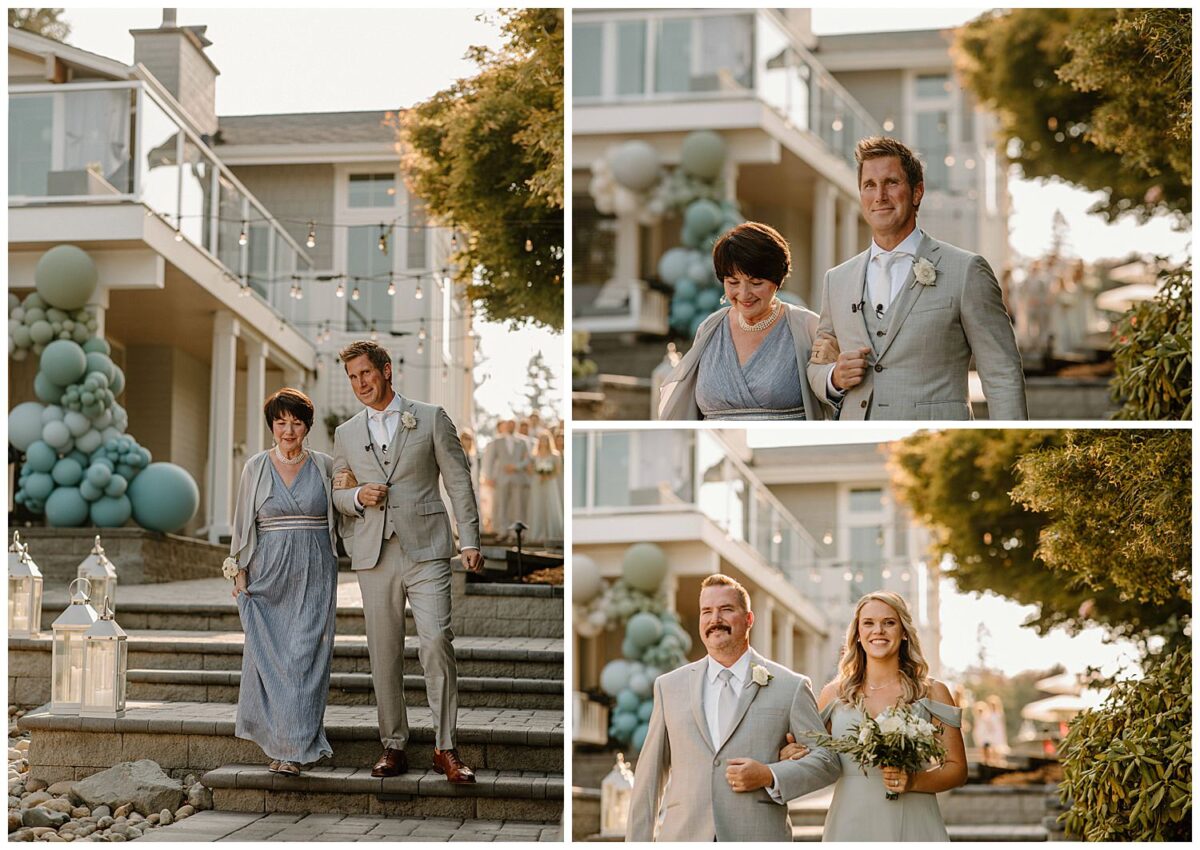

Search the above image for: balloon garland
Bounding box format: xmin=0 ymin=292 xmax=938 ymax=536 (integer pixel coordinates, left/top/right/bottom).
xmin=9 ymin=246 xmax=200 ymax=532
xmin=573 ymin=544 xmax=692 ymax=752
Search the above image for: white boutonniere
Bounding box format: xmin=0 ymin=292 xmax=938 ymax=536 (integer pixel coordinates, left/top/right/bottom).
xmin=751 ymin=664 xmax=773 ymax=687
xmin=221 ymin=557 xmax=240 ymax=580
xmin=400 ymin=411 xmax=417 ymax=430
xmin=912 ymin=257 xmax=937 ymax=287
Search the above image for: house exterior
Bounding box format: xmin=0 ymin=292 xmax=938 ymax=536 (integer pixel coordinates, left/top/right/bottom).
xmin=7 ymin=14 xmax=473 ymax=541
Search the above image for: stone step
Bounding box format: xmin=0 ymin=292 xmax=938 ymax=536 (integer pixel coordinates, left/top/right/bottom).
xmin=39 ymin=577 xmax=564 ymax=639
xmin=792 ymin=824 xmax=1048 ymax=841
xmin=9 ymin=632 xmax=563 ymax=707
xmin=19 ymin=700 xmax=564 ymax=786
xmin=200 ymin=764 xmax=563 ymax=822
xmin=125 ymin=669 xmax=563 ymax=710
xmin=133 ymin=809 xmax=563 ymax=841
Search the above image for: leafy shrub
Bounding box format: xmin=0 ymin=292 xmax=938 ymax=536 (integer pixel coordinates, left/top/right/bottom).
xmin=1110 ymin=263 xmax=1191 ymax=420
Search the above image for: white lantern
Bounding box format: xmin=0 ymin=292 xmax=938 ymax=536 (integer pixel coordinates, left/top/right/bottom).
xmin=50 ymin=578 xmax=98 ymax=715
xmin=8 ymin=531 xmax=43 ymax=639
xmin=76 ymin=536 xmax=118 ymax=612
xmin=80 ymin=597 xmax=128 ymax=719
xmin=600 ymin=752 xmax=636 ymax=838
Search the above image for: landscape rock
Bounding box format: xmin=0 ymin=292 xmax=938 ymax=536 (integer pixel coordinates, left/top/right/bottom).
xmin=40 ymin=800 xmax=73 ymax=815
xmin=158 ymin=808 xmax=172 ymax=826
xmin=21 ymin=807 xmax=69 ymax=829
xmin=94 ymin=817 xmax=112 ymax=830
xmin=24 ymin=779 xmax=47 ymax=794
xmin=110 ymin=805 xmax=129 ymax=819
xmin=145 ymin=814 xmax=158 ymax=825
xmin=186 ymin=782 xmax=212 ymax=811
xmin=69 ymin=762 xmax=182 ymax=817
xmin=69 ymin=808 xmax=89 ymax=819
xmin=174 ymin=804 xmax=194 ymax=820
xmin=20 ymin=792 xmax=52 ymax=810
xmin=91 ymin=807 xmax=110 ymax=820
xmin=10 ymin=810 xmax=24 ymax=831
xmin=45 ymin=782 xmax=74 ymax=798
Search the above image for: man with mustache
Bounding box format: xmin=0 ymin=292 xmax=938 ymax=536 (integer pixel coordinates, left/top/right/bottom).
xmin=627 ymin=574 xmax=839 ymax=841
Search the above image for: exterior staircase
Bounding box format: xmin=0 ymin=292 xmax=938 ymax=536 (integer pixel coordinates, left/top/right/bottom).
xmin=14 ymin=567 xmax=564 ymax=838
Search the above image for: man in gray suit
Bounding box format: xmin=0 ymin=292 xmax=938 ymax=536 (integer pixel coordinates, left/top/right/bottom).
xmin=483 ymin=419 xmax=529 ymax=542
xmin=331 ymin=340 xmax=483 ymax=783
xmin=807 ymin=136 xmax=1027 ymax=420
xmin=627 ymin=575 xmax=840 ymax=842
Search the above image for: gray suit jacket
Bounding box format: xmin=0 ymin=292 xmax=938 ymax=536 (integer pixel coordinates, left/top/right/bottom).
xmin=332 ymin=396 xmax=480 ymax=568
xmin=806 ymin=232 xmax=1028 ymax=420
xmin=626 ymin=650 xmax=841 ymax=842
xmin=659 ymin=304 xmax=831 ymax=420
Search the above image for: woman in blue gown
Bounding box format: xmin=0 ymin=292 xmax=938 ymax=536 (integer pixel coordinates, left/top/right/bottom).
xmin=226 ymin=388 xmax=339 ymax=776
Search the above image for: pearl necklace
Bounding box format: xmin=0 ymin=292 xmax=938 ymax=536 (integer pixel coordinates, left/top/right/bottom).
xmin=274 ymin=445 xmax=307 ymax=465
xmin=737 ymin=299 xmax=782 ymax=332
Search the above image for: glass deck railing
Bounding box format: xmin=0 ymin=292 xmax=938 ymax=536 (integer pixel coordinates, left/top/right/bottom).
xmin=9 ymin=79 xmax=312 ymax=293
xmin=574 ymin=429 xmax=825 ymax=595
xmin=572 ymin=9 xmax=882 ymax=171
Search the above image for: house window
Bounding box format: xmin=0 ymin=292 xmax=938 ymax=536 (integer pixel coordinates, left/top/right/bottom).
xmin=616 ymin=20 xmax=647 ymax=96
xmin=348 ymin=173 xmax=397 ymax=208
xmin=844 ymin=486 xmax=887 ymax=596
xmin=346 ymin=225 xmax=393 ymax=331
xmin=913 ymin=73 xmax=953 ymax=191
xmin=574 ymin=23 xmax=603 ymax=98
xmin=573 ymin=202 xmax=616 ymax=285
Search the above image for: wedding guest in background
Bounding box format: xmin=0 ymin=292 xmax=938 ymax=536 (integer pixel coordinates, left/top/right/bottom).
xmin=527 ymin=430 xmax=563 ymax=543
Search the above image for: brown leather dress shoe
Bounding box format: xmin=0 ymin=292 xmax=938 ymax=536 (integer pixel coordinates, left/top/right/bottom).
xmin=371 ymin=748 xmax=408 ymax=777
xmin=432 ymin=748 xmax=476 ymax=783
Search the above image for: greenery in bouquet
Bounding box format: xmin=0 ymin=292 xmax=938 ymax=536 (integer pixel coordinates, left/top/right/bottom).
xmin=815 ymin=704 xmax=946 ymax=800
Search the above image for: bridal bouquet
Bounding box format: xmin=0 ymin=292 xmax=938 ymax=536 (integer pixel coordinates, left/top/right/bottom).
xmin=816 ymin=704 xmax=946 ymax=800
xmin=534 ymin=458 xmax=556 ymax=477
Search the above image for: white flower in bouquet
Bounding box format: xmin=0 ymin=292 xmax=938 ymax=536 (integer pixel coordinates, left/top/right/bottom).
xmin=534 ymin=457 xmax=556 ymax=476
xmin=877 ymin=713 xmax=906 ymax=736
xmin=815 ymin=702 xmax=947 ymax=801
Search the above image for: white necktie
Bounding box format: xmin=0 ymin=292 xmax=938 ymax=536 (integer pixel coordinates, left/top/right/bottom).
xmin=717 ymin=668 xmax=738 ymax=742
xmin=373 ymin=410 xmax=394 ymax=449
xmin=873 ymin=252 xmax=900 ymax=315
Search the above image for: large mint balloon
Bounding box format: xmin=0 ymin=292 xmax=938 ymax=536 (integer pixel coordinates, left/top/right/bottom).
xmin=637 ymin=700 xmax=655 ymax=722
xmin=616 ymin=689 xmax=640 ymax=713
xmin=45 ymin=486 xmax=89 ymax=527
xmin=24 ymin=441 xmax=57 ymax=474
xmin=41 ymin=420 xmax=73 ymax=451
xmin=609 ymin=141 xmax=661 ymax=193
xmin=104 ymin=474 xmax=128 ymax=498
xmin=628 ymin=671 xmax=652 ymax=698
xmin=81 ymin=337 xmax=111 ymax=356
xmin=631 ymin=722 xmax=650 ymax=751
xmin=611 ymin=710 xmax=638 ymax=740
xmin=684 ymin=199 xmax=723 ymax=236
xmin=79 ymin=480 xmax=104 ymax=501
xmin=74 ymin=428 xmax=103 ymax=455
xmin=35 ymin=245 xmax=97 ymax=311
xmin=572 ymin=554 xmax=603 ymax=604
xmin=622 ymin=542 xmax=668 ymax=592
xmin=62 ymin=410 xmax=92 ymax=438
xmin=40 ymin=339 xmax=88 ymax=386
xmin=128 ymin=462 xmax=200 ymax=532
xmin=8 ymin=402 xmax=46 ymax=451
xmin=28 ymin=320 xmax=54 ymax=345
xmin=33 ymin=372 xmax=65 ymax=404
xmin=51 ymin=457 xmax=84 ymax=487
xmin=680 ymin=130 xmax=726 ymax=180
xmin=687 ymin=257 xmax=711 ymax=285
xmin=657 ymin=247 xmax=692 ymax=286
xmin=90 ymin=495 xmax=132 ymax=527
xmin=696 ymin=288 xmax=721 ymax=311
xmin=24 ymin=472 xmax=55 ymax=502
xmin=599 ymin=659 xmax=633 ymax=697
xmin=86 ymin=463 xmax=113 ymax=488
xmin=627 ymin=611 xmax=665 ymax=649
xmin=84 ymin=352 xmax=116 ymax=384
xmin=109 ymin=365 xmax=126 ymax=398
xmin=621 ymin=636 xmax=642 ymax=660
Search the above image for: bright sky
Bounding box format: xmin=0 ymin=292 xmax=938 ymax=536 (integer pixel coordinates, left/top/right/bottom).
xmin=55 ymin=6 xmax=563 ymax=423
xmin=746 ymin=428 xmax=1141 ymax=678
xmin=809 ymin=7 xmax=1192 ymax=265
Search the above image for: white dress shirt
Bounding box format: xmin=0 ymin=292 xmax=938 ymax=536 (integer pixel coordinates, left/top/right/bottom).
xmin=827 ymin=226 xmax=923 ymax=400
xmin=704 ymin=650 xmax=785 ymax=804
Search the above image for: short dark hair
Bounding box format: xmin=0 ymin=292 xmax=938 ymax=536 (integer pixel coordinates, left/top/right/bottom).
xmin=712 ymin=222 xmax=791 ymax=287
xmin=855 ymin=136 xmax=924 ymax=191
xmin=339 ymin=340 xmax=391 ymax=374
xmin=263 ymin=388 xmax=314 ymax=431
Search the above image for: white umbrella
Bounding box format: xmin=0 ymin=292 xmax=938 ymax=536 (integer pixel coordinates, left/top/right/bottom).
xmin=1096 ymin=282 xmax=1159 ymax=313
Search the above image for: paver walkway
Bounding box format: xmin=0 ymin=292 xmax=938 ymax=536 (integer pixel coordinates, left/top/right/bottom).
xmin=134 ymin=811 xmax=562 ymax=842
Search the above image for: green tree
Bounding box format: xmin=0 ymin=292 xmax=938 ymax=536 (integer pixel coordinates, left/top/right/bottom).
xmin=522 ymin=350 xmax=557 ymax=420
xmin=889 ymin=429 xmax=1189 ymax=641
xmin=401 ymin=9 xmax=563 ymax=330
xmin=1109 ymin=263 xmax=1192 ymax=420
xmin=1058 ymin=642 xmax=1191 ymax=840
xmin=953 ymin=8 xmax=1191 ymax=222
xmin=8 ymin=8 xmax=69 ymax=40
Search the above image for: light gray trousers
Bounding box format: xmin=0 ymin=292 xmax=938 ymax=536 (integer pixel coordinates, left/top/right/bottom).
xmin=356 ymin=539 xmax=457 ymax=751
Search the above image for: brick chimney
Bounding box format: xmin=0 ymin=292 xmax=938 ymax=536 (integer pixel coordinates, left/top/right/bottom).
xmin=130 ymin=8 xmax=219 ymax=135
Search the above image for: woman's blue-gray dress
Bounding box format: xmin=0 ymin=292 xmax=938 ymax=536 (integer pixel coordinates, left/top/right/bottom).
xmin=819 ymin=698 xmax=963 ymax=841
xmin=235 ymin=457 xmax=337 ymax=764
xmin=695 ymin=317 xmax=806 ymax=419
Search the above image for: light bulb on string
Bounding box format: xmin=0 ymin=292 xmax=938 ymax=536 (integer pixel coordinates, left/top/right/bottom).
xmin=418 ymin=321 xmax=427 ymax=341
xmin=174 ymin=228 xmax=183 ymax=242
xmin=417 ymin=339 xmax=424 ymax=355
xmin=351 ymin=285 xmax=361 ymax=301
xmin=414 ymin=278 xmax=423 ymax=300
xmin=396 ymin=356 xmax=405 ymax=381
xmin=378 ymin=225 xmax=388 ymax=255
xmin=387 ymin=275 xmax=396 ymax=296
xmin=524 ymin=238 xmax=533 ymax=252
xmin=335 ymin=281 xmax=345 ymax=298
xmin=238 ymin=221 xmax=248 ymax=247
xmin=306 ymin=221 xmax=316 ymax=248
xmin=370 ymin=322 xmax=378 ymax=342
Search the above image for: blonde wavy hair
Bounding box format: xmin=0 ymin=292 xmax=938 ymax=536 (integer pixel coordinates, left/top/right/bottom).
xmin=835 ymin=591 xmax=930 ymax=706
